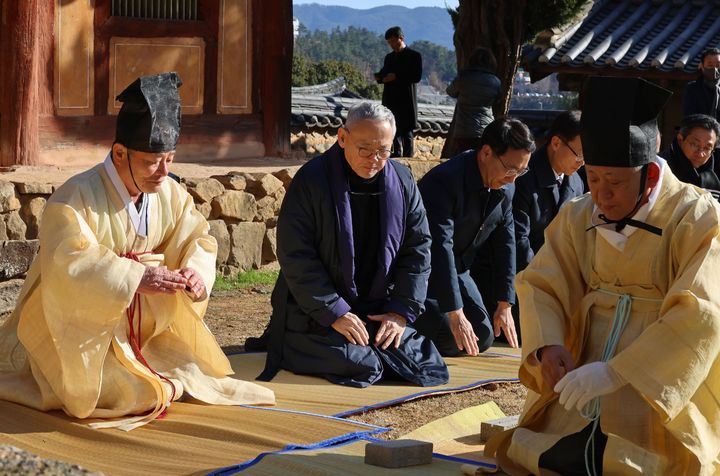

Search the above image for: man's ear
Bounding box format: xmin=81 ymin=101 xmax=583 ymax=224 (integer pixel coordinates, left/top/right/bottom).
xmin=646 ymin=161 xmax=661 ymax=189
xmin=111 ymin=143 xmax=127 ymax=163
xmin=337 ymin=127 xmax=348 ymax=149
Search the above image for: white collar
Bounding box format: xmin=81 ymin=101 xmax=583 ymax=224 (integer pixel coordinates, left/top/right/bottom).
xmin=103 ymin=153 xmax=152 ymax=237
xmin=590 ymin=157 xmax=666 ymax=252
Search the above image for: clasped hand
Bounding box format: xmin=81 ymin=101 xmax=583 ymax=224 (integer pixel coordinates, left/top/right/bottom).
xmin=136 ymin=266 xmax=207 ymax=301
xmin=331 ymin=312 xmax=407 ymax=349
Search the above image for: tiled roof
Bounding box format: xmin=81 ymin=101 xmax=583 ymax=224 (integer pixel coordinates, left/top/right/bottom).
xmin=524 ymin=0 xmax=720 ymax=77
xmin=291 ymin=81 xmax=455 ymax=134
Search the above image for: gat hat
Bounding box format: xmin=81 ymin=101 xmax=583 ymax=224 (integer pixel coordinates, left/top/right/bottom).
xmin=581 ymin=77 xmax=671 ymax=167
xmin=115 ymin=72 xmax=183 ymax=153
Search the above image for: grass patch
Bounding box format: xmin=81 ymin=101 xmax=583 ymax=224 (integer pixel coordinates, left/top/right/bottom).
xmin=214 ymin=269 xmax=279 ymax=291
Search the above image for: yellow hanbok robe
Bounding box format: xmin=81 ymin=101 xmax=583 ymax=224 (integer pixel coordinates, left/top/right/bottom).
xmin=487 ymin=168 xmax=720 ymax=474
xmin=0 ymin=163 xmax=275 ymax=430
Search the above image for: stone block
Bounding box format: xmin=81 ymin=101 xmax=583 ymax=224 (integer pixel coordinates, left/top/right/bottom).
xmin=4 ymin=211 xmax=27 ymax=240
xmin=14 ymin=182 xmax=54 ymax=195
xmin=254 ymin=196 xmax=276 ymax=222
xmin=20 ymin=197 xmax=46 ymax=239
xmin=365 ymin=439 xmax=433 ymax=468
xmin=245 ymin=173 xmax=284 ymax=198
xmin=272 ymin=168 xmax=296 ymax=188
xmin=228 ymin=222 xmax=265 ymax=271
xmin=0 ymin=240 xmax=39 ymax=280
xmin=262 ymin=227 xmax=277 ymax=263
xmin=0 ymin=279 xmax=24 ymax=316
xmin=212 ymin=174 xmax=248 ymax=191
xmin=271 ymin=186 xmax=286 ymax=214
xmin=211 ymin=191 xmax=257 ymax=221
xmin=480 ymin=415 xmax=520 ymax=442
xmin=195 ymin=202 xmax=212 ymax=219
xmin=188 ymin=178 xmax=225 ymax=203
xmin=208 ymin=220 xmax=230 ymax=266
xmin=0 ymin=182 xmax=21 ymax=213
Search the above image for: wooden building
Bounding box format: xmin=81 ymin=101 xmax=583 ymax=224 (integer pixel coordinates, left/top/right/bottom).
xmin=0 ymin=0 xmax=293 ymax=167
xmin=522 ymin=0 xmax=720 ymax=145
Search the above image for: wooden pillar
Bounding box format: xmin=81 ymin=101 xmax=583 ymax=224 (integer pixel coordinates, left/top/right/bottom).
xmin=0 ymin=0 xmax=43 ymax=166
xmin=256 ymin=0 xmax=292 ymax=157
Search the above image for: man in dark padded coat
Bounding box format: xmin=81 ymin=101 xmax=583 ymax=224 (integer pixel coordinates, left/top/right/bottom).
xmin=257 ymin=102 xmax=449 ymax=388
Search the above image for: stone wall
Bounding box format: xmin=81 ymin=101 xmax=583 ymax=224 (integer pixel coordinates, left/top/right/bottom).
xmin=291 ymin=127 xmax=446 ymax=160
xmin=0 ymin=159 xmax=443 ymax=316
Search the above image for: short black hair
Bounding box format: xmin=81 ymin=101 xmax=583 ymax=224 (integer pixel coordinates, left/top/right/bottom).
xmin=468 ymin=47 xmax=497 ymax=73
xmin=479 ymin=117 xmax=536 ymax=156
xmin=547 ymin=110 xmax=581 ymax=142
xmin=385 ymin=26 xmax=403 ymax=40
xmin=701 ymin=48 xmax=720 ymax=64
xmin=679 ymin=113 xmax=720 ymax=139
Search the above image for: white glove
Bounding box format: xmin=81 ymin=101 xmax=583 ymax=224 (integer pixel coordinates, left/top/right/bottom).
xmin=554 ymin=362 xmax=625 ymax=412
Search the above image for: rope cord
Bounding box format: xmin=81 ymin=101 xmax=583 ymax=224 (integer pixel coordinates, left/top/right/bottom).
xmin=121 ymin=251 xmax=177 ymax=418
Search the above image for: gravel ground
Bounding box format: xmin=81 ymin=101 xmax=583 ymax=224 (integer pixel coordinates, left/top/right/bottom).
xmin=0 ymin=446 xmax=101 ymax=475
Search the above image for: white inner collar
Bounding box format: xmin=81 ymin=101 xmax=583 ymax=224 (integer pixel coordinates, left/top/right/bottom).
xmin=103 ymin=153 xmax=152 ymax=237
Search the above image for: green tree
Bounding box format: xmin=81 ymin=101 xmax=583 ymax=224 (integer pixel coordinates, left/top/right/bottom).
xmin=295 ymin=23 xmax=459 ymax=92
xmin=292 ymin=54 xmax=382 ymax=100
xmin=449 ymin=0 xmax=589 ymax=114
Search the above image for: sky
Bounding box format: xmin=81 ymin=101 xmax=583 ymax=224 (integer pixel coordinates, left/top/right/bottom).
xmin=293 ymin=0 xmax=459 ymax=9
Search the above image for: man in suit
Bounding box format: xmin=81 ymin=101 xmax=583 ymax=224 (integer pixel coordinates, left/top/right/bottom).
xmin=414 ymin=117 xmax=534 ymax=356
xmin=513 ymin=110 xmax=585 ymax=272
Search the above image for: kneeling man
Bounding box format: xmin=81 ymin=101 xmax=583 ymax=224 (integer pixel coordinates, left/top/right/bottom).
xmin=0 ymin=72 xmax=275 ymax=431
xmin=487 ymin=77 xmax=720 ymax=474
xmin=258 ymin=102 xmax=449 ymax=388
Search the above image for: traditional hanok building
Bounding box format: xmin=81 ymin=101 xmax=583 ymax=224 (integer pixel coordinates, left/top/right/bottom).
xmin=0 ymin=0 xmax=292 ymax=168
xmin=522 ymin=0 xmax=720 ymax=144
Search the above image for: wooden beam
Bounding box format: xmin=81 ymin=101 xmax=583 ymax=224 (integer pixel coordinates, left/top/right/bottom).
xmin=0 ymin=0 xmax=50 ymax=166
xmin=256 ymin=0 xmax=292 ymax=156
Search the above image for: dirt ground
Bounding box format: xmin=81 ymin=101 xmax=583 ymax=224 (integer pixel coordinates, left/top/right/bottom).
xmin=205 ymin=284 xmax=527 ymax=439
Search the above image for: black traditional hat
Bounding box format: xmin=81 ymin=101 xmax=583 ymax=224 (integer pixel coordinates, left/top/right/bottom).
xmin=581 ymin=77 xmax=671 ymax=167
xmin=115 ymin=72 xmax=183 ymax=153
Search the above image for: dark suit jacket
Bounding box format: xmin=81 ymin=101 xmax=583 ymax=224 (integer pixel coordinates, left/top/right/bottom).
xmin=513 ymin=144 xmax=584 ymax=272
xmin=418 ymin=150 xmax=515 ymax=313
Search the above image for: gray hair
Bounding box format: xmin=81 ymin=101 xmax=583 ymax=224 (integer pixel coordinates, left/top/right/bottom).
xmin=345 ymin=102 xmax=397 ymax=136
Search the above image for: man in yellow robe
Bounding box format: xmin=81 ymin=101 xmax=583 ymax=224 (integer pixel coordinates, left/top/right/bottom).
xmin=0 ymin=72 xmax=274 ymax=430
xmin=487 ymin=77 xmax=720 ymax=474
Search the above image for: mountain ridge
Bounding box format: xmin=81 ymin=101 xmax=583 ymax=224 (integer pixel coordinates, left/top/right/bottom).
xmin=293 ymin=4 xmax=455 ymax=50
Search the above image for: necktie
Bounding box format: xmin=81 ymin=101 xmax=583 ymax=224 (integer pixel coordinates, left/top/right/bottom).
xmin=552 ymin=177 xmax=562 ymax=205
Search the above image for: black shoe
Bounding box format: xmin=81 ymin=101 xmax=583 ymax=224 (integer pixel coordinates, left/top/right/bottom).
xmin=244 ymin=325 xmax=270 ymax=352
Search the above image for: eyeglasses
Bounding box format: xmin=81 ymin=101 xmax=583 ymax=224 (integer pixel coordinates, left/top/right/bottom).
xmin=344 ymin=128 xmax=392 ymax=160
xmin=686 ymin=139 xmax=715 ymax=156
xmin=357 ymin=146 xmax=392 ymax=160
xmin=495 ymin=153 xmax=530 ymax=177
xmin=561 ymin=139 xmax=584 ymax=162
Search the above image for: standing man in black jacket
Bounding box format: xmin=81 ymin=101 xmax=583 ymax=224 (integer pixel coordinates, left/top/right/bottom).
xmin=684 ymin=48 xmax=720 ymax=121
xmin=375 ymin=26 xmax=422 ymax=158
xmin=415 ymin=118 xmax=534 ymax=356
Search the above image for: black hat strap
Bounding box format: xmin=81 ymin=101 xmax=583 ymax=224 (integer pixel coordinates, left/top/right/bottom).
xmin=585 ymin=164 xmax=663 ymax=237
xmin=127 ymin=150 xmax=146 ymax=196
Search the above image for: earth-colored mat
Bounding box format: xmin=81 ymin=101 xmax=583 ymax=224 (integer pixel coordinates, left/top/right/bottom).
xmin=230 ymin=347 xmax=521 ymax=417
xmin=211 ymin=436 xmax=470 ymax=475
xmin=403 ymin=401 xmax=507 ymax=470
xmin=0 ymin=400 xmax=386 ymax=476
